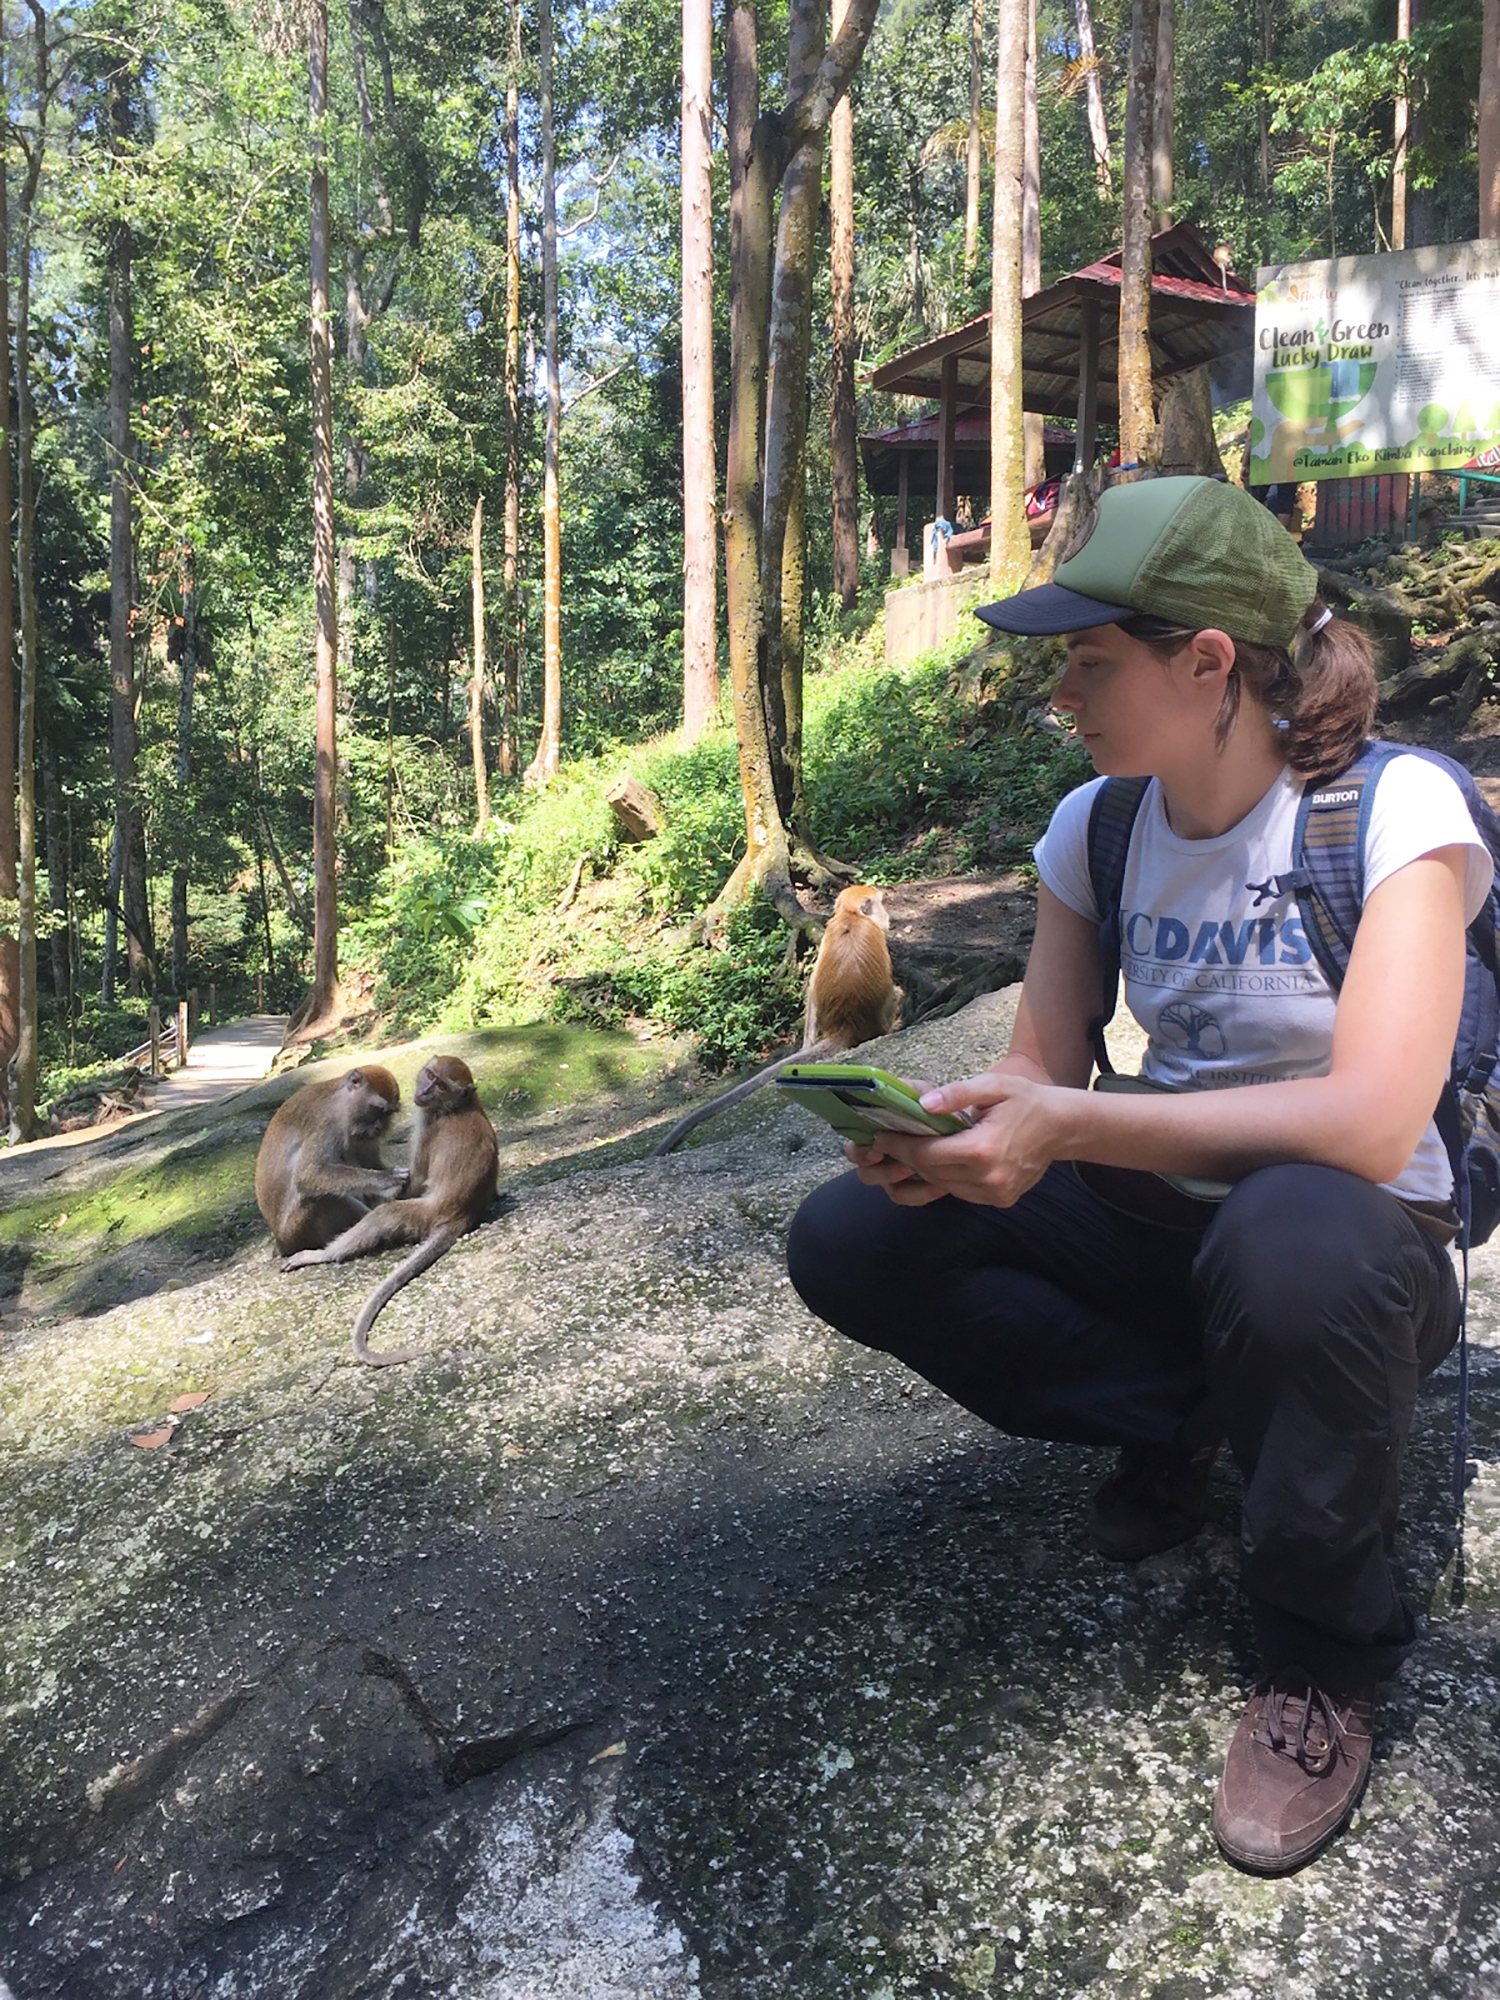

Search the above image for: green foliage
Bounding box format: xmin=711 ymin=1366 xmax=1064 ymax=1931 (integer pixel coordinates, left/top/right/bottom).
xmin=551 ymin=896 xmax=806 ymax=1072
xmin=346 ymin=616 xmax=1085 ymax=1067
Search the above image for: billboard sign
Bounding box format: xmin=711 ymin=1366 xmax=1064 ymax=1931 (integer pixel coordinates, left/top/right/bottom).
xmin=1249 ymin=239 xmax=1500 ymax=485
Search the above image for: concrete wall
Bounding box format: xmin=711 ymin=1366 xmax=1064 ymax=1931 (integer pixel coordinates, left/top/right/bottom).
xmin=884 ymin=569 xmax=989 ymax=667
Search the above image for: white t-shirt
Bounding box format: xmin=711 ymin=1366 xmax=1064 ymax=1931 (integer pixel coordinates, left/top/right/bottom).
xmin=1034 ymin=755 xmax=1494 ymax=1205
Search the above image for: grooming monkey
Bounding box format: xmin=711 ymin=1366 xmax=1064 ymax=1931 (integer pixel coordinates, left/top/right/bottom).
xmin=652 ymin=883 xmax=904 ymax=1156
xmin=282 ymin=1054 xmax=500 ymax=1367
xmin=255 ymin=1065 xmax=405 ymax=1256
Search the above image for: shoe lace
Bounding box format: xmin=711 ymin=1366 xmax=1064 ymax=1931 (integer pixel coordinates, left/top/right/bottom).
xmin=1258 ymin=1674 xmax=1348 ymax=1776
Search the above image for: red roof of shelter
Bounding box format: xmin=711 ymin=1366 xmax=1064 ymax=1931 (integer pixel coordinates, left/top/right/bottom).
xmin=868 ymin=221 xmax=1254 ymax=423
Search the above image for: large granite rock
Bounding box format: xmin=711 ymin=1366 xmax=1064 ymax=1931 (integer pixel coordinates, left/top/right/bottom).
xmin=0 ymin=991 xmax=1497 ymax=1998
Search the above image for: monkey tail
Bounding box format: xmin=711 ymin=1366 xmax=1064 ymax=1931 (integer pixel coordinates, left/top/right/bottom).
xmin=353 ymin=1226 xmax=459 ymax=1367
xmin=650 ymin=1039 xmax=835 ymax=1157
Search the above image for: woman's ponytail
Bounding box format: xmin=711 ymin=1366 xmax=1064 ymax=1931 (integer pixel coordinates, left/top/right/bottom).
xmin=1278 ymin=603 xmax=1378 ymax=781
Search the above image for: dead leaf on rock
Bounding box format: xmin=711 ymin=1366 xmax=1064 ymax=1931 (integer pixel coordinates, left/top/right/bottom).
xmin=169 ymin=1391 xmax=212 ymax=1413
xmin=129 ymin=1422 xmax=178 ymax=1450
xmin=588 ymin=1740 xmax=627 ymax=1764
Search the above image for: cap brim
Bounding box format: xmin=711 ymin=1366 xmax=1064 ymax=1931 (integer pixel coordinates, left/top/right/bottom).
xmin=973 ymin=583 xmax=1130 ymax=636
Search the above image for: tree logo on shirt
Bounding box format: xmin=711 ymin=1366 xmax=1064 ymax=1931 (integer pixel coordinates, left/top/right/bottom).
xmin=1159 ymin=1001 xmax=1226 ymax=1059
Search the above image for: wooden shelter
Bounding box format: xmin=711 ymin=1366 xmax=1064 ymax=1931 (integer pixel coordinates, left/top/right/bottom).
xmin=865 ymin=222 xmax=1256 ymax=571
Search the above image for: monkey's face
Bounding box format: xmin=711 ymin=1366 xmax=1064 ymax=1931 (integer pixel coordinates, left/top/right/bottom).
xmin=415 ymin=1056 xmax=476 ymax=1110
xmin=345 ymin=1067 xmax=399 ymax=1139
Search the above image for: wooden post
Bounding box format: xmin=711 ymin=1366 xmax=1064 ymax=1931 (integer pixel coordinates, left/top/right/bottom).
xmin=176 ymin=998 xmax=189 ymax=1068
xmin=256 ymin=973 xmax=265 ymax=1013
xmin=208 ymin=982 xmax=216 ymax=1026
xmin=893 ymin=456 xmax=911 ymax=575
xmin=936 ymin=354 xmax=958 ymax=523
xmin=189 ymin=985 xmax=200 ymax=1034
xmin=1075 ymin=301 xmax=1101 ymax=472
xmin=148 ymin=1002 xmax=160 ymax=1079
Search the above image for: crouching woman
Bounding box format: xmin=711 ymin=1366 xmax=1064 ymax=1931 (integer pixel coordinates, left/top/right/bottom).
xmin=788 ymin=474 xmax=1489 ymax=1874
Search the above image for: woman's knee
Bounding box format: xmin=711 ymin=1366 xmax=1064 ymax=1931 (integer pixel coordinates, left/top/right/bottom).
xmin=1194 ymin=1164 xmax=1424 ymax=1367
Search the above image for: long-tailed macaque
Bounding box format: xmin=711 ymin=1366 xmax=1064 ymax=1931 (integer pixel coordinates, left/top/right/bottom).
xmin=255 ymin=1065 xmax=404 ymax=1256
xmin=281 ymin=1054 xmax=500 ymax=1367
xmin=652 ymin=884 xmax=904 ymax=1156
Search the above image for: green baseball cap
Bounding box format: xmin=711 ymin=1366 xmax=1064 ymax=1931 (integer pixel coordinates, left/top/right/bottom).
xmin=974 ymin=475 xmax=1320 ymax=648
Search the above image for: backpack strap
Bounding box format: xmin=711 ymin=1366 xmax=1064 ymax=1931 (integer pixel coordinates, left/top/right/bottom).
xmin=1288 ymin=740 xmax=1394 ymax=990
xmin=1084 ymin=776 xmax=1151 ymax=1075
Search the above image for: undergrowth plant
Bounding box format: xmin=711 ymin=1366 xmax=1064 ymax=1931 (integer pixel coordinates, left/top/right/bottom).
xmin=348 ymin=624 xmax=1085 ymax=1068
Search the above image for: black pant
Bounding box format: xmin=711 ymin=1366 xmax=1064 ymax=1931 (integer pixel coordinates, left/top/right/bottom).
xmin=786 ymin=1162 xmax=1460 ymax=1689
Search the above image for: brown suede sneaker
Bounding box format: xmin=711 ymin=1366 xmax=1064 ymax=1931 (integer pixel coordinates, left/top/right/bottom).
xmin=1213 ymin=1669 xmax=1374 ymax=1874
xmin=1087 ymin=1442 xmax=1218 ymax=1561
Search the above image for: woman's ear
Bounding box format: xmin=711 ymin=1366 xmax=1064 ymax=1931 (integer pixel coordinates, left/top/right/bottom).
xmin=1186 ymin=628 xmax=1237 ymax=685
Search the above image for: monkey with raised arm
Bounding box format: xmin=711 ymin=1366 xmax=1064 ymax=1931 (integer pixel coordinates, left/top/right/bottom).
xmin=652 ymin=884 xmax=904 ymax=1156
xmin=281 ymin=1054 xmax=500 ymax=1367
xmin=255 ymin=1065 xmax=405 ymax=1256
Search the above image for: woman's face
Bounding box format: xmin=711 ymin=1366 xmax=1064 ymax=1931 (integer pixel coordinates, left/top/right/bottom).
xmin=1050 ymin=622 xmax=1220 ymax=776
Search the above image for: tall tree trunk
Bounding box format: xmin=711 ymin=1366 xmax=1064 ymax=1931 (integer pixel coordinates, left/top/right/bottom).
xmin=1022 ymin=0 xmax=1043 ymax=490
xmin=1152 ymin=0 xmax=1174 ymax=225
xmin=170 ymin=579 xmax=198 ymax=998
xmin=1407 ymin=0 xmax=1435 ymax=247
xmin=1390 ymin=0 xmax=1411 ymax=248
xmin=1256 ymin=0 xmax=1272 ymax=208
xmin=106 ymin=56 xmax=150 ymax=1002
xmin=829 ymin=0 xmax=860 ymax=612
xmin=501 ymin=0 xmax=522 ymax=777
xmin=0 ymin=74 xmax=16 ymax=1133
xmin=307 ymin=0 xmax=340 ymax=1020
xmin=470 ymin=495 xmax=490 ymax=826
xmin=1480 ymin=0 xmax=1500 ymax=237
xmin=10 ymin=5 xmax=45 ymax=1142
xmin=108 ymin=129 xmax=148 ymax=996
xmin=1118 ymin=0 xmax=1159 ymax=472
xmin=525 ymin=0 xmax=563 ymax=788
xmin=722 ymin=0 xmax=783 ymax=902
xmin=681 ymin=0 xmax=720 ymax=736
xmin=989 ymin=0 xmax=1030 ymax=589
xmin=718 ymin=0 xmax=879 ymax=918
xmin=39 ymin=728 xmax=71 ymax=1024
xmin=1074 ymin=0 xmax=1112 ymax=199
xmin=964 ymin=0 xmax=984 ymax=279
xmin=760 ymin=0 xmax=827 ymax=841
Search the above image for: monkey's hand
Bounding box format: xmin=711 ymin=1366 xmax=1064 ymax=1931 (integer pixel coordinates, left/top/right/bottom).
xmin=851 ymin=1070 xmax=1065 ymax=1209
xmin=281 ymin=1248 xmax=332 ymax=1272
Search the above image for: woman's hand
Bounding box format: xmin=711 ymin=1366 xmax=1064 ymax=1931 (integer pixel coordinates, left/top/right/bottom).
xmin=847 ymin=1069 xmax=1073 ymax=1208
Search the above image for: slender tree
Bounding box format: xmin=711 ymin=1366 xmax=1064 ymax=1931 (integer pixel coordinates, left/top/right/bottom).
xmin=681 ymin=0 xmax=720 ymax=736
xmin=470 ymin=495 xmax=490 ymax=825
xmin=1074 ymin=0 xmax=1112 ymax=199
xmin=829 ymin=0 xmax=860 ymax=610
xmin=10 ymin=0 xmax=48 ymax=1142
xmin=169 ymin=573 xmax=199 ymax=998
xmin=964 ymin=0 xmax=984 ymax=278
xmin=501 ymin=0 xmax=522 ymax=777
xmin=525 ymin=0 xmax=563 ymax=787
xmin=307 ymin=0 xmax=340 ymax=1021
xmin=1481 ymin=0 xmax=1499 ymax=237
xmin=989 ymin=0 xmax=1030 ymax=589
xmin=1152 ymin=0 xmax=1174 ymax=225
xmin=1391 ymin=0 xmax=1411 ymax=248
xmin=719 ymin=0 xmax=879 ymax=917
xmin=0 ymin=48 xmax=16 ymax=1134
xmin=1023 ymin=0 xmax=1043 ymax=490
xmin=103 ymin=44 xmax=150 ymax=1006
xmin=1117 ymin=0 xmax=1159 ymax=472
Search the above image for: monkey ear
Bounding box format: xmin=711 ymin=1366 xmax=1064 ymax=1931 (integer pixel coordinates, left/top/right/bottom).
xmin=856 ymin=895 xmax=877 ymax=918
xmin=346 ymin=1069 xmax=364 ymax=1087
